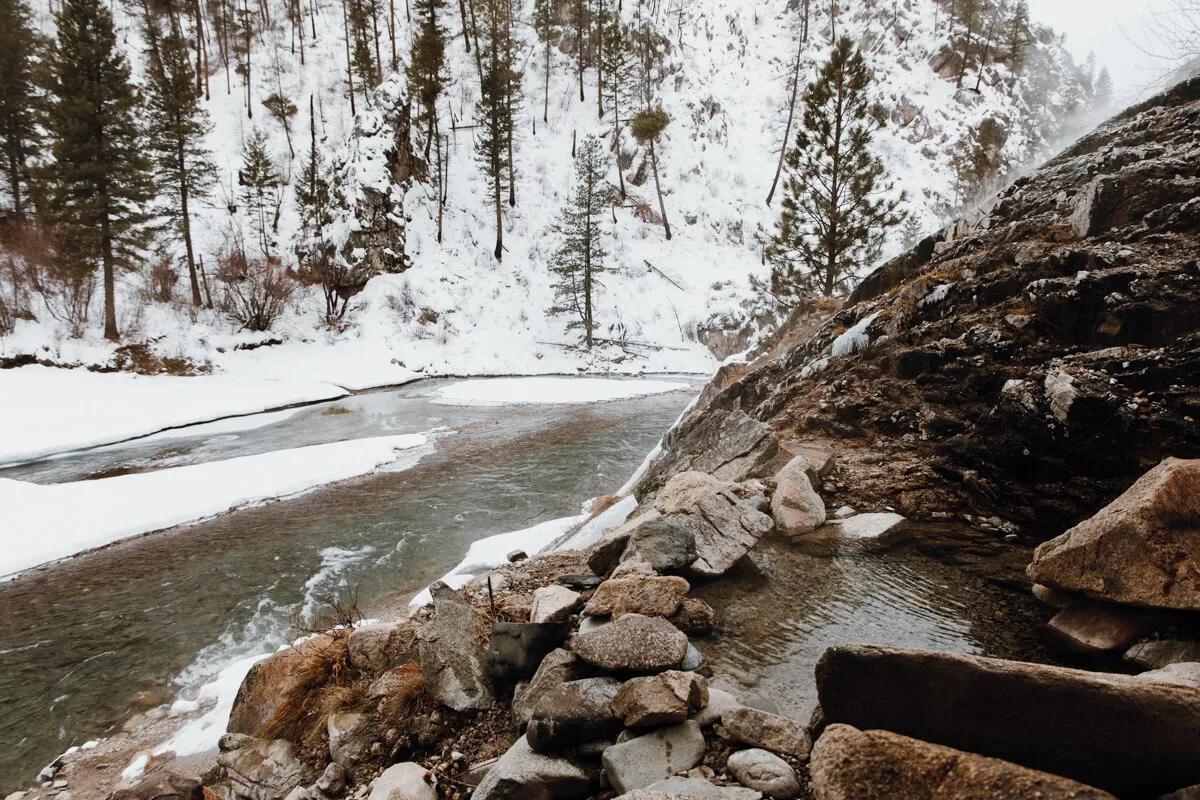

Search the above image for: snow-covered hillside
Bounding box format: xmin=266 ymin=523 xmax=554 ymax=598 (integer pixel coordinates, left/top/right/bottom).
xmin=1 ymin=0 xmax=1101 ymax=384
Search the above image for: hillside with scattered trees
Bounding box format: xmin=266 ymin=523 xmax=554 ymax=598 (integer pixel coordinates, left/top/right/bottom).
xmin=0 ymin=0 xmax=1116 ymax=379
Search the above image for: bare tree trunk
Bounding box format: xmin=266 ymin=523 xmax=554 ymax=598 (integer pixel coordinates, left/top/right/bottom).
xmin=542 ymin=13 xmax=549 ymax=123
xmin=596 ymin=0 xmax=603 ymax=118
xmin=458 ymin=0 xmax=471 ymax=52
xmin=435 ymin=117 xmax=444 ymax=242
xmin=244 ymin=0 xmax=253 ymax=117
xmin=343 ymin=0 xmax=357 ymax=115
xmin=179 ymin=147 xmax=202 ymax=306
xmin=577 ymin=0 xmax=585 ymax=101
xmin=649 ymin=138 xmax=670 ymax=240
xmin=767 ymin=35 xmax=803 ymax=206
xmin=101 ymin=206 xmax=119 ymax=341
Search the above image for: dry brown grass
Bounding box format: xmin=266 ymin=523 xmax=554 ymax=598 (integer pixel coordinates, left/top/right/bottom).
xmin=262 ymin=632 xmax=359 ymax=745
xmin=377 ymin=663 xmax=424 ymax=727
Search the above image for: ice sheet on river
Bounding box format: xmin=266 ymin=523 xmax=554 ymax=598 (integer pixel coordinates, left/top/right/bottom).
xmin=431 ymin=376 xmax=691 ymax=406
xmin=0 ymin=365 xmax=353 ymax=464
xmin=0 ymin=434 xmax=430 ymax=577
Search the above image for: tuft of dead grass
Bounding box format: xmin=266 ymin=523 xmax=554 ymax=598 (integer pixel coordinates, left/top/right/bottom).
xmin=262 ymin=632 xmax=359 ymax=746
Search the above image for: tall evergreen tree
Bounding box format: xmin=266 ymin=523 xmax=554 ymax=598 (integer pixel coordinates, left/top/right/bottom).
xmin=408 ymin=0 xmax=447 ymax=161
xmin=0 ymin=0 xmax=39 ymax=216
xmin=767 ymin=38 xmax=904 ymax=301
xmin=295 ymin=97 xmax=334 ymax=237
xmin=145 ymin=13 xmax=218 ymax=307
xmin=41 ymin=0 xmax=153 ymax=340
xmin=1094 ymin=67 xmax=1114 ymax=112
xmin=550 ymin=134 xmax=609 ymax=349
xmin=240 ymin=127 xmax=280 ymax=257
xmin=533 ymin=0 xmax=553 ymax=123
xmin=1002 ymin=0 xmax=1030 ymax=73
xmin=600 ymin=18 xmax=635 ymax=198
xmin=475 ymin=0 xmax=517 ymax=260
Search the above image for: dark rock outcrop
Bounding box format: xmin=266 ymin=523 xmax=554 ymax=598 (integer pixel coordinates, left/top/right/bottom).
xmin=809 ymin=724 xmax=1116 ymax=800
xmin=632 ymin=76 xmax=1200 ymax=535
xmin=815 ymin=644 xmax=1200 ymax=796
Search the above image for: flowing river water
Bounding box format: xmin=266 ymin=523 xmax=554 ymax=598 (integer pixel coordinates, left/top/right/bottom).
xmin=0 ymin=376 xmax=1063 ymax=793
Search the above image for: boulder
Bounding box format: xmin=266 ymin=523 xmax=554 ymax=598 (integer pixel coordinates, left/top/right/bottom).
xmin=1125 ymin=639 xmax=1200 ymax=668
xmin=770 ymin=457 xmax=826 ymax=537
xmin=570 ymin=613 xmax=688 ymax=672
xmin=817 ymin=512 xmax=906 ymax=541
xmin=1027 ymin=458 xmax=1200 ymax=611
xmin=512 ymin=648 xmax=590 ymax=727
xmin=590 ymin=514 xmax=659 ymax=577
xmin=726 ymin=749 xmax=800 ymax=800
xmin=416 ymin=582 xmax=494 ymax=711
xmin=620 ymin=777 xmax=763 ymax=799
xmin=612 ymin=671 xmax=709 ymax=728
xmin=1137 ymin=662 xmax=1200 ymax=688
xmin=1046 ymin=598 xmax=1163 ymax=652
xmin=654 ymin=473 xmax=774 ymax=577
xmin=327 ymin=711 xmax=373 ymax=774
xmin=530 ymin=585 xmax=582 ymax=623
xmin=815 ymin=644 xmax=1200 ymax=796
xmin=107 ymin=772 xmax=203 ymax=800
xmin=487 ymin=622 xmax=568 ymax=683
xmin=668 ymin=598 xmax=717 ymax=636
xmin=720 ymin=708 xmax=811 ymax=760
xmin=585 ymin=575 xmax=691 ymax=618
xmin=368 ymin=664 xmax=423 ymax=700
xmin=602 ymin=721 xmax=707 ymax=794
xmin=471 ymin=736 xmax=595 ymax=800
xmin=809 ymin=724 xmax=1116 ymax=800
xmin=635 ymin=409 xmax=779 ymax=495
xmin=681 ymin=643 xmax=704 ymax=672
xmin=692 ymin=688 xmax=741 ymax=727
xmin=621 ymin=517 xmax=700 ymax=573
xmin=525 ymin=678 xmax=623 ymax=753
xmin=348 ymin=622 xmax=418 ymax=673
xmin=216 ymin=738 xmax=305 ymax=800
xmin=369 ymin=762 xmax=435 ymax=800
xmin=228 ymin=634 xmax=341 ymax=738
xmin=316 ymin=763 xmax=346 ymax=796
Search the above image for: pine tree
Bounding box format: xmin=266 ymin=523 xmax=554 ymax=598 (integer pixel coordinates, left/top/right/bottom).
xmin=632 ymin=105 xmax=671 ymax=241
xmin=0 ymin=0 xmax=39 ymax=216
xmin=262 ymin=92 xmax=299 ymax=159
xmin=767 ymin=38 xmax=905 ymax=302
xmin=475 ymin=0 xmax=517 ymax=260
xmin=1002 ymin=0 xmax=1030 ymax=74
xmin=550 ymin=134 xmax=609 ymax=349
xmin=408 ymin=0 xmax=447 ymax=161
xmin=295 ymin=97 xmax=334 ymax=237
xmin=40 ymin=0 xmax=153 ymax=340
xmin=240 ymin=127 xmax=280 ymax=257
xmin=533 ymin=0 xmax=553 ymax=123
xmin=145 ymin=14 xmax=218 ymax=307
xmin=1094 ymin=67 xmax=1114 ymax=112
xmin=600 ymin=18 xmax=635 ymax=199
xmin=949 ymin=116 xmax=1007 ymax=207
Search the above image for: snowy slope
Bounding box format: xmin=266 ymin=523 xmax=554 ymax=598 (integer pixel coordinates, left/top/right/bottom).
xmin=1 ymin=0 xmax=1098 ymax=381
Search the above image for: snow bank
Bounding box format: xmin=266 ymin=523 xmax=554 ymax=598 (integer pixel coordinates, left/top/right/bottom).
xmin=155 ymin=650 xmax=273 ymax=759
xmin=408 ymin=513 xmax=590 ymax=608
xmin=0 ymin=434 xmax=430 ymax=577
xmin=0 ymin=366 xmax=350 ymax=464
xmin=430 ymin=377 xmax=692 ymax=406
xmin=558 ymin=496 xmax=638 ymax=551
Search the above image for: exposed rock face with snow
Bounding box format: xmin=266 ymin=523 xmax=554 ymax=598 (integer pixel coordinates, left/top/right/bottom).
xmin=635 ymin=76 xmax=1200 ymax=537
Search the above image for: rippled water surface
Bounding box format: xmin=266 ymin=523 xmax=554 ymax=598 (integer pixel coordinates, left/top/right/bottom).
xmin=0 ymin=379 xmax=699 ymax=791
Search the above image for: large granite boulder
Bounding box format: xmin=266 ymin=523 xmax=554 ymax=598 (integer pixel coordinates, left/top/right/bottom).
xmin=612 ymin=671 xmax=708 ymax=728
xmin=726 ymin=749 xmax=800 ymax=800
xmin=525 ymin=678 xmax=624 ymax=753
xmin=471 ymin=736 xmax=596 ymax=800
xmin=1125 ymin=639 xmax=1200 ymax=668
xmin=809 ymin=724 xmax=1116 ymax=800
xmin=654 ymin=473 xmax=773 ymax=577
xmin=770 ymin=456 xmax=826 ymax=537
xmin=602 ymin=721 xmax=707 ymax=794
xmin=530 ymin=585 xmax=582 ymax=623
xmin=815 ymin=644 xmax=1200 ymax=796
xmin=369 ymin=762 xmax=435 ymax=800
xmin=621 ymin=517 xmax=700 ymax=573
xmin=348 ymin=621 xmax=418 ymax=673
xmin=512 ymin=648 xmax=590 ymax=727
xmin=584 ymin=574 xmax=691 ymax=618
xmin=1027 ymin=458 xmax=1200 ymax=610
xmin=416 ymin=582 xmax=494 ymax=711
xmin=228 ymin=634 xmax=341 ymax=738
xmin=634 ymin=409 xmax=779 ymax=498
xmin=720 ymin=707 xmax=811 ymax=760
xmin=570 ymin=613 xmax=688 ymax=672
xmin=216 ymin=737 xmax=305 ymax=800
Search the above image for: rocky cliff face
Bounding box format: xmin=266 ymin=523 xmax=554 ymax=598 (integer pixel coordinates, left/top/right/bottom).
xmin=637 ymin=77 xmax=1200 ymax=537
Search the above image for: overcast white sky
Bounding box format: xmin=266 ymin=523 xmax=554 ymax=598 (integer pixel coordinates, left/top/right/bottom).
xmin=1029 ymin=0 xmax=1182 ymax=100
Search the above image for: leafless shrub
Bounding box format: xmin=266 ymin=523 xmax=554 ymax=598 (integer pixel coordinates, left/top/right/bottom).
xmin=385 ymin=280 xmax=417 ymax=324
xmin=145 ymin=252 xmax=179 ymax=304
xmin=216 ymin=246 xmax=296 ymax=332
xmin=294 ymin=244 xmax=372 ymax=329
